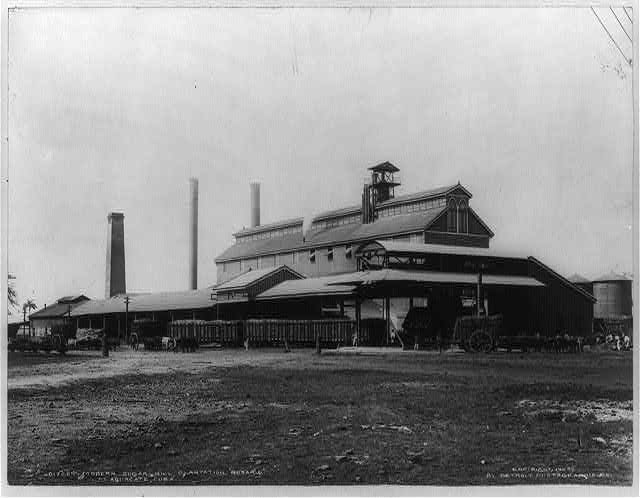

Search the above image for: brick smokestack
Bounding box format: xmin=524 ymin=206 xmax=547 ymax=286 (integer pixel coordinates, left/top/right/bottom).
xmin=250 ymin=182 xmax=260 ymax=228
xmin=105 ymin=212 xmax=126 ymax=298
xmin=189 ymin=178 xmax=199 ymax=290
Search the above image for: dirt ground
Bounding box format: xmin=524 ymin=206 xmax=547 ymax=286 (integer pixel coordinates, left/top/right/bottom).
xmin=6 ymin=347 xmax=634 ymax=486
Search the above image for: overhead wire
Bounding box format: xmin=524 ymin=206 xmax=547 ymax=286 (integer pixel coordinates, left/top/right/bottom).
xmin=610 ymin=7 xmax=632 ymax=42
xmin=623 ymin=6 xmax=632 ymax=24
xmin=591 ymin=7 xmax=632 ymax=66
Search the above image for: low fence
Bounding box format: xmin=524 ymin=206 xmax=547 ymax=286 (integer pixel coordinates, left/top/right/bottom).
xmin=168 ymin=320 xmax=242 ymax=346
xmin=244 ymin=319 xmax=354 ymax=346
xmin=167 ymin=319 xmax=356 ymax=347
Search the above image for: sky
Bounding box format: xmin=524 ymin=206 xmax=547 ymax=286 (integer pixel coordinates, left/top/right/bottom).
xmin=6 ymin=7 xmax=634 ymax=314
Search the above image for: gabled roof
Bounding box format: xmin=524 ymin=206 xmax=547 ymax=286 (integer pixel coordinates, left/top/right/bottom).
xmin=305 ymin=207 xmax=447 ymax=246
xmin=467 ymin=207 xmax=495 ymax=237
xmin=71 ymin=289 xmax=216 ymax=317
xmin=214 ymin=265 xmax=304 ymax=293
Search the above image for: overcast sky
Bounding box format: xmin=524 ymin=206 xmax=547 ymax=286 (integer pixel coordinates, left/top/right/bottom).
xmin=7 ymin=7 xmax=633 ymax=313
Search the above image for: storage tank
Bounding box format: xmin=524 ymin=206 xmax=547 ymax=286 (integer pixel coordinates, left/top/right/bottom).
xmin=592 ymin=272 xmax=633 ymax=319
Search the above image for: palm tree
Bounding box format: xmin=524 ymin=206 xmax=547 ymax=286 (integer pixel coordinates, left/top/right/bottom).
xmin=7 ymin=273 xmax=17 ymax=315
xmin=22 ymin=299 xmax=37 ymax=335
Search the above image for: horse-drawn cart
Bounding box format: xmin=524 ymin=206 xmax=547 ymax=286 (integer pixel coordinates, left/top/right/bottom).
xmin=452 ymin=314 xmax=503 ymax=353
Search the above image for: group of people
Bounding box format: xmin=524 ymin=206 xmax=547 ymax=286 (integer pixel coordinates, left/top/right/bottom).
xmin=604 ymin=333 xmax=632 ymax=351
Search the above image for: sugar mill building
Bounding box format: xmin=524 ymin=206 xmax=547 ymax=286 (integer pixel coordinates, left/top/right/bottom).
xmin=56 ymin=161 xmax=597 ymax=344
xmin=215 ymin=162 xmax=494 ymax=284
xmin=213 ymin=162 xmax=595 ymax=338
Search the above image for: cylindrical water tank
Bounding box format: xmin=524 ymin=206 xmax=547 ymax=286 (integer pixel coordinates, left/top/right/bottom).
xmin=592 ymin=273 xmax=632 ymax=319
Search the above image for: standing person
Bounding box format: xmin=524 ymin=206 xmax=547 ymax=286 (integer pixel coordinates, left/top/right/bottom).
xmin=101 ymin=331 xmax=109 ymax=357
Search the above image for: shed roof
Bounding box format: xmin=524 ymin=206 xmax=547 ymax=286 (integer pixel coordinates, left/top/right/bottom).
xmin=215 ymin=265 xmax=304 ymax=292
xmin=325 ymin=269 xmax=545 ymax=287
xmin=71 ymin=289 xmax=215 ymax=317
xmin=256 ymin=276 xmax=357 ymax=300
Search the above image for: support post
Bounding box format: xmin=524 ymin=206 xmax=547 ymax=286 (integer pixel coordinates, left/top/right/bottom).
xmin=385 ymin=297 xmax=391 ymax=346
xmin=355 ymin=297 xmax=361 ymax=347
xmin=477 ymin=271 xmax=483 ymax=316
xmin=124 ymin=296 xmax=130 ymax=343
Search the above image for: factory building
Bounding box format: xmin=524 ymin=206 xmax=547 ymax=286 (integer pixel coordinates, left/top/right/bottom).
xmin=213 ymin=162 xmax=595 ymax=338
xmin=55 ymin=162 xmax=596 ymax=345
xmin=215 ymin=162 xmax=494 ymax=284
xmin=29 ymin=295 xmax=90 ymax=335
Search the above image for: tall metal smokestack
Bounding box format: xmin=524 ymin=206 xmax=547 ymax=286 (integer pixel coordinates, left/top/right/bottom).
xmin=250 ymin=182 xmax=260 ymax=228
xmin=189 ymin=178 xmax=199 ymax=290
xmin=105 ymin=212 xmax=126 ymax=298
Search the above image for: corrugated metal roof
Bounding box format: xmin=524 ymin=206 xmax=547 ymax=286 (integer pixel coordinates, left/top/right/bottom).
xmin=215 ymin=265 xmax=303 ymax=292
xmin=256 ymin=276 xmax=357 ymax=300
xmin=312 ymin=205 xmax=362 ymax=222
xmin=215 ymin=208 xmax=446 ymax=263
xmin=377 ymin=184 xmax=471 ymax=207
xmin=325 ymin=269 xmax=545 ymax=287
xmin=233 ymin=217 xmax=304 ymax=237
xmin=216 ymin=232 xmax=304 ymax=262
xmin=356 ymin=240 xmax=529 ymax=259
xmin=311 ymin=185 xmax=459 ymax=223
xmin=71 ymin=289 xmax=216 ymax=317
xmin=30 ymin=302 xmax=81 ymax=320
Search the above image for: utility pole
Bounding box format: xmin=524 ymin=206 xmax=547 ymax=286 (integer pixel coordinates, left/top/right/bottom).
xmin=124 ymin=295 xmax=130 ymax=342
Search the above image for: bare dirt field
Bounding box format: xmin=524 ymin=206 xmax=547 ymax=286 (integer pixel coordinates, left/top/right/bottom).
xmin=6 ymin=347 xmax=634 ymax=486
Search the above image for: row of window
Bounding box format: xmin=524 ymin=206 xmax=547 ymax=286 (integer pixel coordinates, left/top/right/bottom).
xmin=378 ymin=197 xmax=447 ymax=219
xmin=222 ymin=233 xmax=427 ymax=274
xmin=237 ymin=225 xmax=301 ymax=243
xmin=312 ymin=214 xmax=361 ymax=231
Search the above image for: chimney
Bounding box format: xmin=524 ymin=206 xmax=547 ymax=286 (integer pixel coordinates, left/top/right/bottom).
xmin=250 ymin=182 xmax=260 ymax=228
xmin=189 ymin=178 xmax=199 ymax=290
xmin=105 ymin=212 xmax=126 ymax=298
